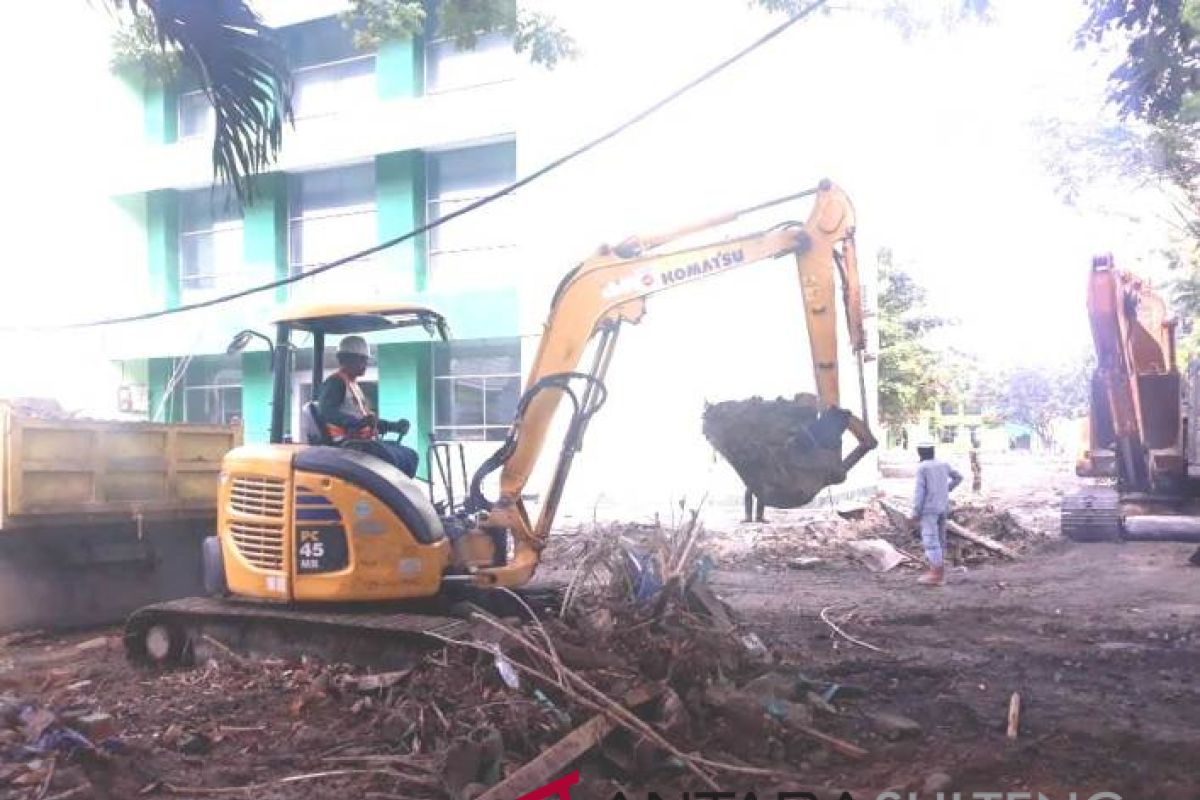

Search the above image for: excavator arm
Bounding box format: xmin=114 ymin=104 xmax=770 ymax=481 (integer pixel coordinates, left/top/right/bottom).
xmin=1081 ymin=254 xmax=1180 ymax=490
xmin=460 ymin=180 xmax=876 ymax=587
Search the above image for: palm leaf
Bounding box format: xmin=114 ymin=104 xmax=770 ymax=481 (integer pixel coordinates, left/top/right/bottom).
xmin=111 ymin=0 xmax=293 ymax=204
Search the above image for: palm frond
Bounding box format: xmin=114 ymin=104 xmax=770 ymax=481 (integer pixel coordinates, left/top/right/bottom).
xmin=113 ymin=0 xmax=293 ymax=205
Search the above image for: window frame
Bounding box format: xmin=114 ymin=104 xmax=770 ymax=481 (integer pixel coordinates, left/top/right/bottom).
xmin=182 ymin=381 xmax=242 ymax=425
xmin=291 ymin=53 xmax=378 ymax=121
xmin=425 ymin=144 xmax=518 ymax=284
xmin=178 ymin=188 xmax=245 ymax=297
xmin=432 ymin=339 xmax=521 ymax=442
xmin=286 ymin=162 xmax=378 ymax=278
xmin=423 ymin=30 xmax=517 ymax=95
xmin=177 ymin=89 xmax=215 ymax=141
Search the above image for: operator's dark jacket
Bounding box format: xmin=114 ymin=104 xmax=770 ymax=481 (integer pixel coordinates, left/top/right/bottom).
xmin=316 ymin=371 xmax=404 ymax=437
xmin=316 ymin=371 xmax=418 ymax=479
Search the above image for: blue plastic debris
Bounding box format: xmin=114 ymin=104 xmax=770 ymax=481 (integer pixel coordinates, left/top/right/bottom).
xmin=621 ymin=549 xmax=663 ymax=602
xmin=30 ymin=725 xmax=94 ymax=755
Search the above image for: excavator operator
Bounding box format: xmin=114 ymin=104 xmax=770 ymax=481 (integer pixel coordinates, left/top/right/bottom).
xmin=317 ymin=335 xmax=419 ymax=478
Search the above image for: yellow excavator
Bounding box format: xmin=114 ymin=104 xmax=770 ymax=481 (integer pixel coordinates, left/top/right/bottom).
xmin=125 ymin=180 xmax=876 ymax=666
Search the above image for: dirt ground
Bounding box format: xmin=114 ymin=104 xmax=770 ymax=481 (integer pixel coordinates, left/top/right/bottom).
xmin=1 ymin=456 xmax=1198 ymax=799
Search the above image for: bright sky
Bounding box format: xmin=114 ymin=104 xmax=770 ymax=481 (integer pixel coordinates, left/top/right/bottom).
xmin=0 ymin=0 xmax=1181 ymax=405
xmin=516 ymin=0 xmax=1180 ymax=369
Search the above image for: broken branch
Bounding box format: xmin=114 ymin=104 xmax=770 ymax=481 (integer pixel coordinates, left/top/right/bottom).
xmin=1007 ymin=692 xmax=1021 ymax=740
xmin=820 ymin=605 xmax=890 ymax=655
xmin=946 ymin=519 xmax=1018 ymax=559
xmin=164 ymin=769 xmax=402 ymax=796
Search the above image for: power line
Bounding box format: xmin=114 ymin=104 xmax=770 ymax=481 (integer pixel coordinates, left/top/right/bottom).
xmin=31 ymin=0 xmax=829 ymax=332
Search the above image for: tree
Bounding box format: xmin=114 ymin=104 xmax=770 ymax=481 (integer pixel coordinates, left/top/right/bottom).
xmin=876 ymin=249 xmax=947 ymax=436
xmin=1070 ymin=1 xmax=1200 ymax=214
xmin=108 ymin=0 xmax=990 ymax=205
xmin=978 ymin=360 xmax=1092 ymax=450
xmin=107 ymin=0 xmax=292 ymax=204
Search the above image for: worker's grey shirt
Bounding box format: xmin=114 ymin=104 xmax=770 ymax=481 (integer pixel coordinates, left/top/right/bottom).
xmin=912 ymin=459 xmax=964 ymax=516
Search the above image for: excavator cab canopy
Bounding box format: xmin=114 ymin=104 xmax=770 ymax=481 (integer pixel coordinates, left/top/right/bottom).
xmin=259 ymin=302 xmax=449 ymax=444
xmin=274 ymin=302 xmax=450 ymax=340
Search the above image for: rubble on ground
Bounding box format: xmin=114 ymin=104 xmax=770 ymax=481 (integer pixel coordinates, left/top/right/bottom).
xmin=0 ymin=515 xmax=943 ymax=800
xmin=705 ymin=496 xmax=1059 ymax=573
xmin=0 ymin=465 xmax=1080 ymax=800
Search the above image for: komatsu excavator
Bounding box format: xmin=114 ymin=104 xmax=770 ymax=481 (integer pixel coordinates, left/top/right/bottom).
xmin=125 ymin=180 xmax=876 ymax=666
xmin=1064 ymin=254 xmax=1200 ymax=552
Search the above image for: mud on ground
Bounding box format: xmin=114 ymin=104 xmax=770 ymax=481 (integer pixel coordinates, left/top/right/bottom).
xmin=0 ymin=458 xmax=1197 ymax=799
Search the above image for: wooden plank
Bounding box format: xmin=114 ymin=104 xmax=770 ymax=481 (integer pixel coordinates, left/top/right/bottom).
xmin=475 ymin=685 xmax=662 ymax=800
xmin=1007 ymin=692 xmax=1021 ymax=740
xmin=945 ymin=519 xmax=1018 ymax=559
xmin=879 ymin=501 xmax=1017 ymax=559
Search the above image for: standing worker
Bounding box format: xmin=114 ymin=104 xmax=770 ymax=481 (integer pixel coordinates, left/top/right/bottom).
xmin=910 ymin=441 xmax=963 ymax=587
xmin=318 ymin=335 xmax=420 ymax=478
xmin=969 ymin=429 xmax=983 ymax=492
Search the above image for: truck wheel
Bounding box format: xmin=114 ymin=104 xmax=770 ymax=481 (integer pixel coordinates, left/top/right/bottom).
xmin=202 ymin=536 xmax=228 ymax=596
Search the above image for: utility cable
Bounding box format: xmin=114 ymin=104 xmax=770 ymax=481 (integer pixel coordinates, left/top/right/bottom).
xmin=13 ymin=0 xmax=829 ymax=332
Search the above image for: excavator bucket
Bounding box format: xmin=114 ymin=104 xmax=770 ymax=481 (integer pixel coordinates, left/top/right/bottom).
xmin=703 ymin=394 xmax=850 ymax=508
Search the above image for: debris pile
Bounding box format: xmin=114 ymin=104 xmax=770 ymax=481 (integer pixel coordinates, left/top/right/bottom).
xmin=0 ymin=515 xmax=947 ymax=799
xmin=707 ymin=497 xmax=1055 ymax=574
xmin=0 ymin=638 xmax=126 ymax=800
xmin=702 ymin=395 xmax=846 ymax=508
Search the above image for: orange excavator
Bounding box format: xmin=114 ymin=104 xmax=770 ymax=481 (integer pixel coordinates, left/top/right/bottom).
xmin=1065 ymin=254 xmax=1200 ymax=551
xmin=125 ymin=180 xmax=876 ymax=666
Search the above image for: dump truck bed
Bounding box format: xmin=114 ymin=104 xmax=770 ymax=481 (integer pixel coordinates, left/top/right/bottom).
xmin=0 ymin=408 xmax=240 ymax=631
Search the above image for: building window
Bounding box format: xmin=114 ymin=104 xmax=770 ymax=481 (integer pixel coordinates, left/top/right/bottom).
xmin=939 ymin=401 xmax=958 ymax=416
xmin=177 ymin=90 xmax=214 ymax=140
xmin=964 ymin=400 xmax=983 ymax=415
xmin=427 ymin=142 xmax=517 ymax=289
xmin=940 ymin=425 xmax=958 ymax=445
xmin=182 ymin=357 xmax=243 ymax=425
xmin=179 ymin=187 xmax=244 ymax=298
xmin=434 ymin=338 xmax=520 ymax=442
xmin=425 ymin=31 xmax=516 ymax=94
xmin=289 ymin=163 xmax=377 ymax=274
xmin=293 ymin=55 xmax=377 ymax=120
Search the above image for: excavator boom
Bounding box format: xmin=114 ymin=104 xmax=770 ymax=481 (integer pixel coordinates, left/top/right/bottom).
xmin=464 ymin=180 xmax=876 ymax=588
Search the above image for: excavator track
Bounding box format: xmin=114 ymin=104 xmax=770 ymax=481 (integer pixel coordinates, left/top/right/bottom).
xmin=125 ymin=584 xmax=565 ymax=670
xmin=1061 ymin=486 xmax=1122 ymax=542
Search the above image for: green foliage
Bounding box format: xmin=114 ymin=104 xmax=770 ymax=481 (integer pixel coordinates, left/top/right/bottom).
xmin=340 ymin=0 xmax=426 ymax=52
xmin=107 ymin=0 xmax=293 ymax=207
xmin=978 ymin=360 xmax=1092 ymax=449
xmin=1074 ymin=1 xmax=1200 ymax=217
xmin=437 ymin=0 xmax=517 ymax=50
xmin=341 ymin=1 xmax=578 ymax=67
xmin=515 ymin=11 xmax=579 ymax=68
xmin=1080 ymin=0 xmax=1200 ymax=125
xmin=876 ymin=249 xmax=947 ymax=435
xmin=109 ymin=8 xmax=181 ymax=84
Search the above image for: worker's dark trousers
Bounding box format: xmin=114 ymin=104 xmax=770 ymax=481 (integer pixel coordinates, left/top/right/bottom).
xmin=349 ymin=440 xmax=420 ymax=479
xmin=743 ymin=489 xmax=767 ymax=522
